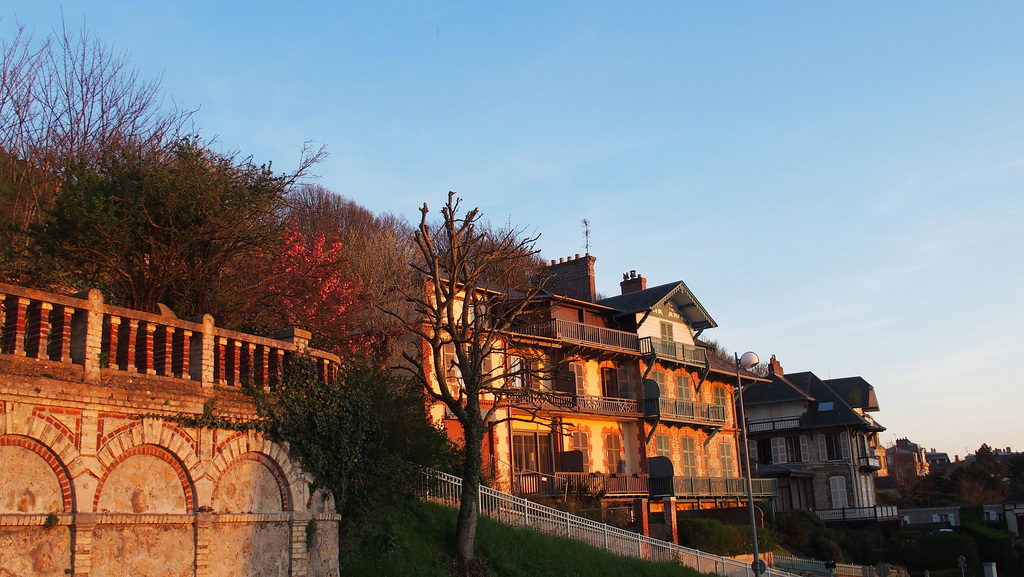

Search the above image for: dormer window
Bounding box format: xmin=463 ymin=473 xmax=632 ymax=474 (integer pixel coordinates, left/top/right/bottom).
xmin=818 ymin=401 xmax=834 ymax=411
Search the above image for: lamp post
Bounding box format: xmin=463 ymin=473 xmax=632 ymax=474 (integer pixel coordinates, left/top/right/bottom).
xmin=735 ymin=351 xmax=764 ymax=577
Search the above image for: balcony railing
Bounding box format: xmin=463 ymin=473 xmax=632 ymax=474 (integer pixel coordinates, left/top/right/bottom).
xmin=503 ymin=389 xmax=640 ymax=416
xmin=0 ymin=282 xmax=340 ymax=390
xmin=814 ymin=506 xmax=899 ymax=522
xmin=747 ymin=418 xmax=802 ymax=433
xmin=858 ymin=455 xmax=882 ymax=470
xmin=514 ymin=470 xmax=650 ymax=497
xmin=648 ymin=476 xmax=778 ymax=498
xmin=509 ymin=319 xmax=640 ymax=353
xmin=639 ymin=337 xmax=707 ymax=366
xmin=645 ymin=397 xmax=727 ymax=427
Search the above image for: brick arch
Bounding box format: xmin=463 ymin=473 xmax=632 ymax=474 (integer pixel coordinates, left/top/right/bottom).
xmin=0 ymin=435 xmax=75 ymax=512
xmin=94 ymin=444 xmax=196 ymax=513
xmin=211 ymin=451 xmax=293 ymax=512
xmin=97 ymin=422 xmax=200 ymax=476
xmin=213 ymin=432 xmax=301 ymax=509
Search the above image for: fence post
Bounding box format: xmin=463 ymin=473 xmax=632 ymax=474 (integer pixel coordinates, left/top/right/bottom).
xmin=603 ymin=524 xmax=609 ymax=550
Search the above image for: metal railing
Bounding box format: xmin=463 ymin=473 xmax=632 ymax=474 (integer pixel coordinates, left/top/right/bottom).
xmin=814 ymin=506 xmax=899 ymax=522
xmin=576 ymin=394 xmax=641 ymax=415
xmin=502 ymin=390 xmax=639 ymax=415
xmin=858 ymin=455 xmax=881 ymax=470
xmin=514 ymin=470 xmax=650 ymax=497
xmin=648 ymin=476 xmax=778 ymax=498
xmin=421 ymin=468 xmax=801 ymax=576
xmin=509 ymin=319 xmax=640 ymax=353
xmin=773 ymin=555 xmax=875 ymax=577
xmin=746 ymin=418 xmax=801 ymax=433
xmin=646 ymin=397 xmax=727 ymax=426
xmin=640 ymin=337 xmax=707 ymax=366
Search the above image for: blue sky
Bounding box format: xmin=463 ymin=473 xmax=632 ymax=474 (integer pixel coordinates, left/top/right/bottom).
xmin=6 ymin=2 xmax=1023 ymax=457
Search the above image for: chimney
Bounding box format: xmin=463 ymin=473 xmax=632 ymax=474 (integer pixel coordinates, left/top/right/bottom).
xmin=543 ymin=253 xmax=597 ymax=302
xmin=769 ymin=354 xmax=784 ymax=376
xmin=620 ymin=270 xmax=647 ymax=295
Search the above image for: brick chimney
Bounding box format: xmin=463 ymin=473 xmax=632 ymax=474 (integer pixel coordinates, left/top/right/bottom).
xmin=620 ymin=270 xmax=647 ymax=295
xmin=769 ymin=355 xmax=784 ymax=377
xmin=543 ymin=253 xmax=597 ymax=302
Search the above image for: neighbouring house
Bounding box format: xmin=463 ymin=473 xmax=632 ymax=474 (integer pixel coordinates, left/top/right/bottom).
xmin=422 ymin=255 xmax=778 ymax=523
xmin=740 ymin=355 xmax=896 ymax=525
xmin=884 ymin=437 xmax=930 ymax=477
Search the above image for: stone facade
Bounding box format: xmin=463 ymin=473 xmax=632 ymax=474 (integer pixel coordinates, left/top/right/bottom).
xmin=0 ymin=283 xmax=341 ymax=576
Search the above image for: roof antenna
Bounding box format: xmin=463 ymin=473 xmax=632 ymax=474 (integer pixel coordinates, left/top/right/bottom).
xmin=582 ymin=218 xmax=591 ymax=254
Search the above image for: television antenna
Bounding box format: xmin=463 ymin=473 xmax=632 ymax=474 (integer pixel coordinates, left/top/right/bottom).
xmin=582 ymin=219 xmax=591 ymax=254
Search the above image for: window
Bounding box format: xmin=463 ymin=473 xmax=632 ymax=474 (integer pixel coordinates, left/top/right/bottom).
xmin=570 ymin=431 xmax=591 ymax=472
xmin=757 ymin=439 xmax=773 ymax=465
xmin=713 ymin=386 xmax=727 ymax=406
xmin=604 ymin=433 xmax=624 ymax=473
xmin=513 ymin=432 xmax=553 ymax=473
xmin=675 ymin=375 xmax=691 ymax=400
xmin=652 ymin=370 xmax=666 ymax=391
xmin=617 ymin=366 xmax=634 ymax=398
xmin=508 ymin=355 xmax=525 ymax=388
xmin=819 ymin=432 xmax=849 ymax=461
xmin=785 ymin=436 xmax=806 ymax=463
xmin=601 ymin=367 xmax=619 ymax=398
xmin=680 ymin=437 xmax=697 ymax=476
xmin=660 ymin=321 xmax=674 ymax=341
xmin=829 ymin=476 xmax=848 ymax=509
xmin=719 ymin=443 xmax=734 ymax=477
xmin=656 ymin=434 xmax=671 ymax=458
xmin=570 ymin=362 xmax=586 ymax=396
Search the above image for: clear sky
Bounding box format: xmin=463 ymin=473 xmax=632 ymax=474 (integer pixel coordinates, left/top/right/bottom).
xmin=6 ymin=2 xmax=1022 ymax=458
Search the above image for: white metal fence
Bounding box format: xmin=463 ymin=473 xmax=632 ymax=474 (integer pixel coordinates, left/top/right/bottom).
xmin=773 ymin=554 xmax=874 ymax=577
xmin=421 ymin=468 xmax=802 ymax=577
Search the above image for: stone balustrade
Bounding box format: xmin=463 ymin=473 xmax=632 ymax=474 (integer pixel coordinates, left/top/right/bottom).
xmin=0 ymin=282 xmax=341 ymax=390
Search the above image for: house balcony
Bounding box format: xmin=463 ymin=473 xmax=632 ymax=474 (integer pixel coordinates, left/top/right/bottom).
xmin=639 ymin=337 xmax=707 ymax=367
xmin=858 ymin=455 xmax=882 ymax=471
xmin=648 ymin=476 xmax=778 ymax=499
xmin=514 ymin=471 xmax=649 ymax=498
xmin=509 ymin=319 xmax=640 ymax=354
xmin=503 ymin=388 xmax=640 ymax=417
xmin=645 ymin=397 xmax=727 ymax=428
xmin=746 ymin=417 xmax=801 ymax=434
xmin=814 ymin=505 xmax=899 ymax=523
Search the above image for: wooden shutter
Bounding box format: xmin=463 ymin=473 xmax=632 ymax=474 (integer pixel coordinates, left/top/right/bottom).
xmin=799 ymin=436 xmax=809 ymax=463
xmin=748 ymin=440 xmax=758 ymax=462
xmin=841 ymin=430 xmax=851 ymax=460
xmin=818 ymin=434 xmax=827 ymax=461
xmin=771 ymin=437 xmax=787 ymax=464
xmin=829 ymin=475 xmax=848 ymax=509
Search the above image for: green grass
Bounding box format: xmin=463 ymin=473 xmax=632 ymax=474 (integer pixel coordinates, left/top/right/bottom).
xmin=339 ymin=500 xmax=707 ymax=577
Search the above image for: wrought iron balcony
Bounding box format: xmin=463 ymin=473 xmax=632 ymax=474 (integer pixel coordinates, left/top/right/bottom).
xmin=639 ymin=337 xmax=707 ymax=367
xmin=645 ymin=397 xmax=727 ymax=427
xmin=575 ymin=394 xmax=640 ymax=416
xmin=746 ymin=417 xmax=802 ymax=433
xmin=514 ymin=471 xmax=649 ymax=497
xmin=648 ymin=476 xmax=778 ymax=498
xmin=503 ymin=389 xmax=640 ymax=416
xmin=814 ymin=505 xmax=899 ymax=522
xmin=509 ymin=319 xmax=640 ymax=353
xmin=858 ymin=455 xmax=882 ymax=471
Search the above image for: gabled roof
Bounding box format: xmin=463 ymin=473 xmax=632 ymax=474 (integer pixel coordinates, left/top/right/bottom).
xmin=783 ymin=371 xmax=885 ymax=432
xmin=742 ymin=371 xmax=815 ymax=405
xmin=597 ymin=280 xmax=717 ymax=331
xmin=822 ymin=376 xmax=880 ymax=412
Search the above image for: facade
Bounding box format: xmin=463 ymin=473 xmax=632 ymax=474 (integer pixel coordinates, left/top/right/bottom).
xmin=425 ymin=255 xmax=777 ymax=516
xmin=884 ymin=437 xmax=930 ymax=477
xmin=740 ymin=356 xmax=896 ymax=523
xmin=0 ymin=282 xmax=341 ymax=577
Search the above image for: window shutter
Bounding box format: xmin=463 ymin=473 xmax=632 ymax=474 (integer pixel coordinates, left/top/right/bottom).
xmin=800 ymin=436 xmax=809 ymax=462
xmin=818 ymin=434 xmax=827 ymax=461
xmin=841 ymin=431 xmax=851 ymax=460
xmin=830 ymin=476 xmax=848 ymax=509
xmin=749 ymin=441 xmax=758 ymax=462
xmin=772 ymin=437 xmax=787 ymax=464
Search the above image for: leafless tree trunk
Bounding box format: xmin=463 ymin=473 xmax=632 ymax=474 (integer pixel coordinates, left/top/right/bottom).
xmin=393 ymin=192 xmax=556 ymax=573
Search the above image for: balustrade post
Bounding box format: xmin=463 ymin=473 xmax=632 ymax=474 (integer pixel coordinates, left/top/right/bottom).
xmin=197 ymin=314 xmax=215 ymax=387
xmin=174 ymin=329 xmax=192 ymax=379
xmin=123 ymin=319 xmax=139 ymax=373
xmin=230 ymin=340 xmax=242 ymax=386
xmin=663 ymin=496 xmax=678 ymax=544
xmin=215 ymin=337 xmax=228 ymax=385
xmin=27 ymin=301 xmax=53 ymax=359
xmin=140 ymin=322 xmax=156 ymax=375
xmin=156 ymin=326 xmax=174 ymax=376
xmin=244 ymin=342 xmax=256 ymax=387
xmin=101 ymin=315 xmax=119 ymax=369
xmin=0 ymin=292 xmax=5 ymax=351
xmin=257 ymin=345 xmax=270 ymax=392
xmin=4 ymin=296 xmax=29 ymax=356
xmin=72 ymin=289 xmax=104 ymax=382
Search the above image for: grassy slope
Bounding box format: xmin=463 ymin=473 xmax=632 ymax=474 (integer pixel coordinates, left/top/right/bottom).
xmin=340 ymin=501 xmax=706 ymax=577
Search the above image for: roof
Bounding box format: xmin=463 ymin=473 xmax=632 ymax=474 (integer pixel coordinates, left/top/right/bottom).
xmin=822 ymin=376 xmax=880 ymax=412
xmin=597 ymin=280 xmax=717 ymax=331
xmin=743 ymin=369 xmax=885 ymax=432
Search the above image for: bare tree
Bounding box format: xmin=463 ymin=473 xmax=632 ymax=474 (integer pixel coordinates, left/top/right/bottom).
xmin=394 ymin=192 xmax=553 ymax=572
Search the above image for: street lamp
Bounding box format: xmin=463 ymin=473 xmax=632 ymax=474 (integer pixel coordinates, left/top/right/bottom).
xmin=735 ymin=351 xmax=764 ymax=577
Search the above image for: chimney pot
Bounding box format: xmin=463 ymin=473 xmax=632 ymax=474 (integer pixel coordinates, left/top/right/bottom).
xmin=559 ymin=257 xmax=564 ymax=263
